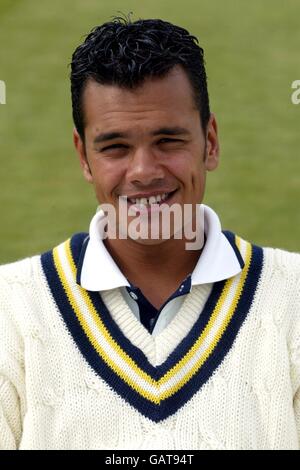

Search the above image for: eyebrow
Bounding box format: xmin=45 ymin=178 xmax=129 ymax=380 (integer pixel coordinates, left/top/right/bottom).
xmin=93 ymin=127 xmax=191 ymax=144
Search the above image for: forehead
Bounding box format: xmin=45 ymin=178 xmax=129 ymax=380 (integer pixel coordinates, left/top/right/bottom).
xmin=82 ymin=66 xmax=199 ymax=133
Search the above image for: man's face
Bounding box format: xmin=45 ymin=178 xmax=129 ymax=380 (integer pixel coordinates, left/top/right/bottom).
xmin=74 ymin=65 xmax=219 ymax=244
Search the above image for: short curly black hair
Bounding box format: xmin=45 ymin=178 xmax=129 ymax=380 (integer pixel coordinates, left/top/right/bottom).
xmin=70 ymin=14 xmax=210 ymax=141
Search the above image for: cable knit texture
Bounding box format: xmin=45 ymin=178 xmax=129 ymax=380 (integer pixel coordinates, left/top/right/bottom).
xmin=0 ymin=233 xmax=300 ymax=450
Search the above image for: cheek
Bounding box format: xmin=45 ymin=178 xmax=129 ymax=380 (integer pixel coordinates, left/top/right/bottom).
xmin=166 ymin=153 xmax=193 ymax=176
xmin=191 ymin=172 xmax=206 ymax=194
xmin=183 ymin=156 xmax=206 ymax=197
xmin=170 ymin=152 xmax=204 ymax=183
xmin=92 ymin=161 xmax=125 ymax=195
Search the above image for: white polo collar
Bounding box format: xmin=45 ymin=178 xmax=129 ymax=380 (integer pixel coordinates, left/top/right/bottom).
xmin=78 ymin=204 xmax=244 ymax=291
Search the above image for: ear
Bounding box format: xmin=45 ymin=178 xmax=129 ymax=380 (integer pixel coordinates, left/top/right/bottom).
xmin=73 ymin=127 xmax=93 ymax=183
xmin=204 ymin=113 xmax=220 ymax=171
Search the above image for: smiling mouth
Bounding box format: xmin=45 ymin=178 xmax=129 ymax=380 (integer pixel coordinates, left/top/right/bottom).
xmin=121 ymin=189 xmax=178 ymax=208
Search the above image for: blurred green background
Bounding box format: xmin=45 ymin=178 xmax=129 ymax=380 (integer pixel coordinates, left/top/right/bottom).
xmin=0 ymin=0 xmax=299 ymax=263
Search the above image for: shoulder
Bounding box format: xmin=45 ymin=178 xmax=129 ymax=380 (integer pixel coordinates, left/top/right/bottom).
xmin=223 ymin=230 xmax=300 ymax=281
xmin=0 ymin=232 xmax=89 ymax=287
xmin=225 ymin=230 xmax=300 ymax=276
xmin=260 ymin=243 xmax=300 ymax=279
xmin=239 ymin=236 xmax=300 ymax=324
xmin=0 ymin=234 xmax=84 ymax=332
xmin=0 ymin=256 xmax=45 ymax=332
xmin=231 ymin=235 xmax=300 ymax=348
xmin=0 ymin=255 xmax=39 ymax=288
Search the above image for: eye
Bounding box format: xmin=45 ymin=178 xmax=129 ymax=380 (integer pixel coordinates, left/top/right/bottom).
xmin=158 ymin=138 xmax=183 ymax=144
xmin=100 ymin=144 xmax=127 ymax=152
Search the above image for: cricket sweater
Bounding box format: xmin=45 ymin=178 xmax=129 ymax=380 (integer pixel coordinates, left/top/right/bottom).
xmin=0 ymin=231 xmax=300 ymax=450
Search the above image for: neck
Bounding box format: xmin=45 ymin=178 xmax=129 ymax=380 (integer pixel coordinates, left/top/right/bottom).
xmin=104 ymin=236 xmax=202 ymax=286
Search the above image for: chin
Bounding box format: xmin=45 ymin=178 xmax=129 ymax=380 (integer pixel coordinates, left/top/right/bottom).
xmin=129 ymin=236 xmax=170 ymax=246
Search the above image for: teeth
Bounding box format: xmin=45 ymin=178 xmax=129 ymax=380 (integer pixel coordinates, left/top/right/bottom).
xmin=130 ymin=192 xmax=170 ymax=205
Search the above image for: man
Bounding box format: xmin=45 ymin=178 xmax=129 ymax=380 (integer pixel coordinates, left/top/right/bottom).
xmin=0 ymin=16 xmax=299 ymax=450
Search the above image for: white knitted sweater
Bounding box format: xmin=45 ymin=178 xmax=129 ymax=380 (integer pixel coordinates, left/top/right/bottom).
xmin=0 ymin=231 xmax=300 ymax=450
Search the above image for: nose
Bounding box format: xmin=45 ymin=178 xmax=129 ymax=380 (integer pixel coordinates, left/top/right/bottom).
xmin=126 ymin=147 xmax=165 ymax=186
